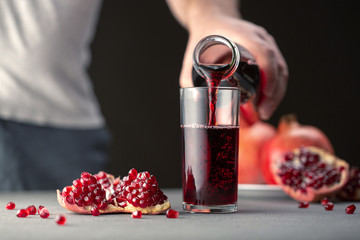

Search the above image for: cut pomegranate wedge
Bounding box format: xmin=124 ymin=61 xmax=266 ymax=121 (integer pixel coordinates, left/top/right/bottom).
xmin=337 ymin=166 xmax=360 ymax=201
xmin=272 ymin=146 xmax=349 ymax=202
xmin=57 ymin=169 xmax=170 ymax=215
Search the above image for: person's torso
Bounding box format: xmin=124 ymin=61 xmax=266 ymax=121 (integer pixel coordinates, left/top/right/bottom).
xmin=0 ymin=0 xmax=104 ymax=128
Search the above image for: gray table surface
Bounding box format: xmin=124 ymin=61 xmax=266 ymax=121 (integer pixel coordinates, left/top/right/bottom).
xmin=0 ymin=188 xmax=359 ymax=240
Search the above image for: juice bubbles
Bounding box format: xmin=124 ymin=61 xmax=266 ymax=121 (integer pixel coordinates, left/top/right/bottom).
xmin=182 ymin=124 xmax=239 ymax=206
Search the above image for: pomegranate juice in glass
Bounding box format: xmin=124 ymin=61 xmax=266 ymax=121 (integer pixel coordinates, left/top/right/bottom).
xmin=180 ymin=87 xmax=240 ymax=213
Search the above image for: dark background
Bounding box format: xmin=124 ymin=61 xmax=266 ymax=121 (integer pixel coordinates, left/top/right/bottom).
xmin=89 ymin=0 xmax=360 ymax=187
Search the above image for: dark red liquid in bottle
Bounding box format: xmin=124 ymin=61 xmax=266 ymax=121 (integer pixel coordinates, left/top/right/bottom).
xmin=182 ymin=125 xmax=239 ymax=205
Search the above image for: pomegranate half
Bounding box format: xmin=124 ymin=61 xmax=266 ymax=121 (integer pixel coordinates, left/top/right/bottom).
xmin=57 ymin=169 xmax=170 ymax=215
xmin=272 ymin=146 xmax=349 ymax=202
xmin=337 ymin=166 xmax=360 ymax=201
xmin=261 ymin=114 xmax=334 ymax=184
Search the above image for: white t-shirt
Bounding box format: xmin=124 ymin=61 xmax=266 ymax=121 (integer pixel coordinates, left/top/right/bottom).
xmin=0 ymin=0 xmax=105 ymax=128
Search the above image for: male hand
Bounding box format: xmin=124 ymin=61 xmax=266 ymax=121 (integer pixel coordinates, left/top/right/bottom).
xmin=180 ymin=16 xmax=288 ymax=120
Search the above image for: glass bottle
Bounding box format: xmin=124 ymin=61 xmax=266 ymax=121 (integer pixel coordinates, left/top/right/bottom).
xmin=192 ymin=35 xmax=260 ymax=104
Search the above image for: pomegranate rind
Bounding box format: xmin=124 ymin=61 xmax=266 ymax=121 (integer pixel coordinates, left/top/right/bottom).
xmin=272 ymin=146 xmax=349 ymax=202
xmin=57 ymin=190 xmax=171 ymax=215
xmin=238 ymin=119 xmax=276 ymax=184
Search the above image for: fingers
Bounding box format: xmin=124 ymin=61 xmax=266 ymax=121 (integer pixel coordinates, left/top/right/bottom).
xmin=258 ymin=77 xmax=280 ymax=119
xmin=249 ymin=32 xmax=288 ymax=120
xmin=258 ymin=47 xmax=288 ymax=119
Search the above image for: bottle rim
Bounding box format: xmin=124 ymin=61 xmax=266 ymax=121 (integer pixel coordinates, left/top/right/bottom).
xmin=192 ymin=35 xmax=240 ymax=81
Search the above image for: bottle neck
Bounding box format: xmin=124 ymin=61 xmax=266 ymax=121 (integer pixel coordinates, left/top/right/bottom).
xmin=193 ymin=35 xmax=240 ymax=86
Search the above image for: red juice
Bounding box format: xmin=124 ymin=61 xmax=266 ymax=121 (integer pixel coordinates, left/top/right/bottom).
xmin=196 ymin=63 xmax=230 ymax=126
xmin=182 ymin=124 xmax=239 ymax=206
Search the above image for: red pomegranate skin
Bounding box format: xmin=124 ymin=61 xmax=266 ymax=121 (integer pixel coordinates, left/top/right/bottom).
xmin=261 ymin=115 xmax=334 ymax=184
xmin=238 ymin=117 xmax=276 ymax=183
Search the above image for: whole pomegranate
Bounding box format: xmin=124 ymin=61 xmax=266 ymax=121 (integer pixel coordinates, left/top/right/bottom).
xmin=57 ymin=169 xmax=170 ymax=215
xmin=272 ymin=146 xmax=349 ymax=202
xmin=238 ymin=116 xmax=276 ymax=183
xmin=261 ymin=114 xmax=334 ymax=184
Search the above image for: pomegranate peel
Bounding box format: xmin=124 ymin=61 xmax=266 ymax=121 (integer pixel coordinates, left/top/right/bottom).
xmin=57 ymin=170 xmax=171 ymax=215
xmin=272 ymin=146 xmax=349 ymax=202
xmin=238 ymin=116 xmax=276 ymax=184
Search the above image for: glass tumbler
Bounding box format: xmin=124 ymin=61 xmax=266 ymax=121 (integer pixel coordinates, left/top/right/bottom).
xmin=180 ymin=87 xmax=240 ymax=213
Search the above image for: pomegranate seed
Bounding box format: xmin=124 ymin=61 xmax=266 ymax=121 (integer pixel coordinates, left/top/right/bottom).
xmin=73 ymin=179 xmax=82 ymax=188
xmin=6 ymin=202 xmax=15 ymax=210
xmin=147 ymin=175 xmax=156 ymax=185
xmin=284 ymin=152 xmax=294 ymax=161
xmin=345 ymin=204 xmax=356 ymax=214
xmin=65 ymin=195 xmax=75 ymax=205
xmin=132 ymin=189 xmax=139 ymax=196
xmin=88 ymin=184 xmax=97 ymax=192
xmin=126 ymin=193 xmax=133 ymax=202
xmin=132 ymin=197 xmax=140 ymax=207
xmin=131 ymin=211 xmax=142 ymax=219
xmin=89 ymin=176 xmax=97 ymax=185
xmin=94 ymin=195 xmax=102 ymax=205
xmin=38 ymin=205 xmax=45 ymax=214
xmin=72 ymin=186 xmax=82 ymax=195
xmin=75 ymin=198 xmax=85 ymax=207
xmin=92 ymin=188 xmax=102 ymax=197
xmin=17 ymin=209 xmax=29 ymax=218
xmin=82 ymin=186 xmax=90 ymax=194
xmin=84 ymin=196 xmax=93 ymax=206
xmin=321 ymin=197 xmax=329 ymax=206
xmin=91 ymin=206 xmax=100 ymax=216
xmin=142 ymin=183 xmax=151 ymax=191
xmin=128 ymin=168 xmax=138 ymax=180
xmin=97 ymin=171 xmax=107 ymax=179
xmin=26 ymin=205 xmax=37 ymax=215
xmin=298 ymin=201 xmax=309 ymax=208
xmin=139 ymin=199 xmax=147 ymax=208
xmin=139 ymin=171 xmax=150 ymax=180
xmin=119 ymin=201 xmax=127 ymax=208
xmin=55 ymin=215 xmax=66 ymax=225
xmin=151 ymin=184 xmax=158 ymax=192
xmin=81 ymin=172 xmax=91 ymax=179
xmin=81 ymin=178 xmax=90 ymax=187
xmin=325 ymin=202 xmax=334 ymax=211
xmin=97 ymin=200 xmax=108 ymax=210
xmin=166 ymin=209 xmax=179 ymax=218
xmin=39 ymin=208 xmax=50 ymax=218
xmin=125 ymin=185 xmax=134 ymax=193
xmin=62 ymin=186 xmax=73 ymax=196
